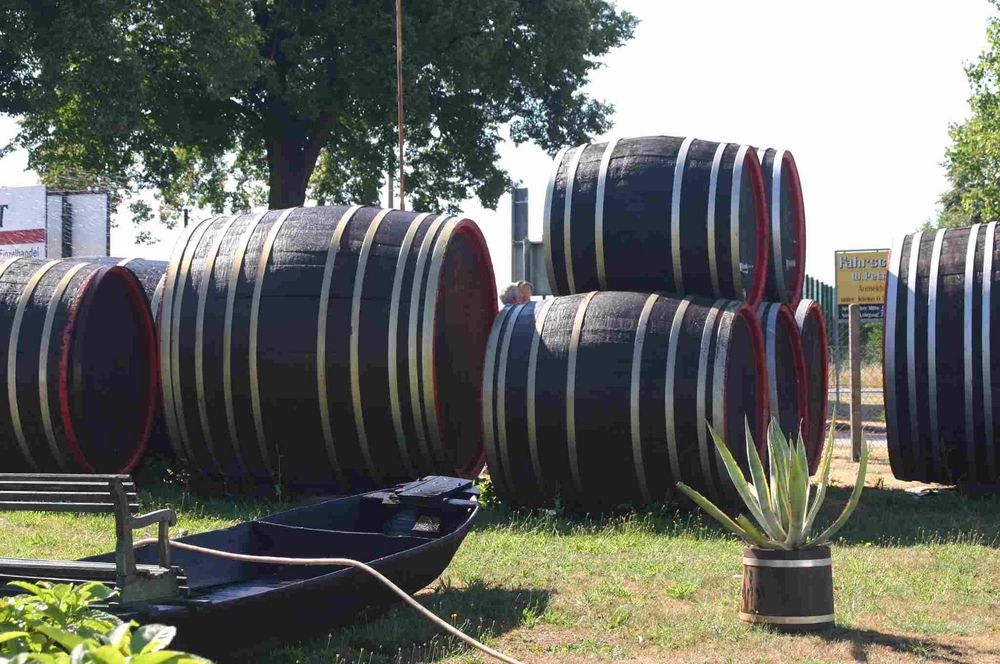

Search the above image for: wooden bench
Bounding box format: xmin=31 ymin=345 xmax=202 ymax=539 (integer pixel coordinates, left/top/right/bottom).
xmin=0 ymin=474 xmax=186 ymax=606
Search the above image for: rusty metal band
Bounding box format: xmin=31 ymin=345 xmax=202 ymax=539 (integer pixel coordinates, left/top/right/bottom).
xmin=316 ymin=205 xmax=364 ymax=483
xmin=388 ymin=212 xmax=433 ymax=477
xmin=194 ymin=214 xmax=245 ymax=475
xmin=350 ymin=208 xmax=396 ymax=480
xmin=497 ymin=302 xmax=529 ymax=493
xmin=696 ymin=300 xmax=725 ymax=502
xmin=566 ymin=292 xmax=597 ymax=496
xmin=982 ymin=221 xmax=997 ymax=477
xmin=170 ymin=216 xmax=222 ymax=469
xmin=407 ymin=215 xmax=450 ymax=468
xmin=670 ymin=137 xmax=695 ymax=295
xmin=562 ymin=145 xmax=586 ymax=293
xmin=543 ymin=147 xmax=570 ymax=296
xmin=743 ymin=557 xmax=831 ymax=568
xmin=762 ymin=302 xmax=781 ymax=428
xmin=963 ymin=224 xmax=981 ymax=477
xmin=664 ymin=297 xmax=692 ymax=484
xmin=740 ymin=613 xmax=835 ymax=625
xmin=712 ymin=302 xmax=741 ymax=494
xmin=905 ymin=231 xmax=923 ymax=461
xmin=159 ymin=214 xmax=219 ymax=466
xmin=927 ymin=229 xmax=946 ymax=472
xmin=629 ymin=293 xmax=659 ymax=503
xmin=244 ymin=208 xmax=298 ymax=478
xmin=730 ymin=145 xmax=750 ymax=296
xmin=8 ymin=258 xmax=52 ymax=469
xmin=595 ymin=137 xmax=620 ymax=290
xmin=770 ymin=150 xmax=788 ymax=298
xmin=707 ymin=142 xmax=729 ymax=297
xmin=421 ymin=217 xmax=463 ymax=468
xmin=482 ymin=305 xmax=516 ymax=495
xmin=151 ymin=274 xmax=166 ymax=319
xmin=39 ymin=262 xmax=90 ymax=471
xmin=526 ymin=298 xmax=555 ymax=492
xmin=883 ymin=235 xmax=904 ymax=457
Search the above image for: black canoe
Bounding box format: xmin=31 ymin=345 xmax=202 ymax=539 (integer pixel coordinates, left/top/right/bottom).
xmin=88 ymin=476 xmax=479 ymax=659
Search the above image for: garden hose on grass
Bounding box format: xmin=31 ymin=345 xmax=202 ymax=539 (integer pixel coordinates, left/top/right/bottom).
xmin=133 ymin=538 xmax=523 ymax=664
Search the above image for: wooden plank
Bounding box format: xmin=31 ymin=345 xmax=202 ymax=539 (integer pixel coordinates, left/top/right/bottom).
xmin=0 ymin=502 xmax=130 ymax=513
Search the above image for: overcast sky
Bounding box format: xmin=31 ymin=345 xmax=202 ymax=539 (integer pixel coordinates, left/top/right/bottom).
xmin=0 ymin=0 xmax=994 ymax=284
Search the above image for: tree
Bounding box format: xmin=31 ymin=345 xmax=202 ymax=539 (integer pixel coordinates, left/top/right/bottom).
xmin=937 ymin=1 xmax=1000 ymax=227
xmin=0 ymin=1 xmax=635 ymax=230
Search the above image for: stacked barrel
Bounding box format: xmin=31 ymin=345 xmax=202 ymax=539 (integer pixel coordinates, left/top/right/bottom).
xmin=485 ymin=135 xmax=825 ymax=510
xmin=885 ymin=225 xmax=999 ymax=485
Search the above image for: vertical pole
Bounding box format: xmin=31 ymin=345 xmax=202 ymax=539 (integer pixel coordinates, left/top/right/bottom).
xmin=395 ymin=0 xmax=406 ymax=210
xmin=849 ymin=303 xmax=862 ymax=461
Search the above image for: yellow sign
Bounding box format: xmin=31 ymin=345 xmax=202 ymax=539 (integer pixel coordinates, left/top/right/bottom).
xmin=835 ymin=249 xmax=889 ymax=319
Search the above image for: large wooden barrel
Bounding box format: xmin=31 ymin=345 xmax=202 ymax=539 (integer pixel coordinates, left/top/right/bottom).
xmin=0 ymin=258 xmax=157 ymax=472
xmin=794 ymin=299 xmax=829 ymax=472
xmin=483 ymin=292 xmax=768 ymax=511
xmin=757 ymin=148 xmax=806 ymax=305
xmin=543 ymin=136 xmax=769 ymax=302
xmin=159 ymin=206 xmax=497 ymax=490
xmin=111 ymin=259 xmax=168 ymax=318
xmin=757 ymin=302 xmax=808 ymax=446
xmin=885 ymin=224 xmax=999 ymax=484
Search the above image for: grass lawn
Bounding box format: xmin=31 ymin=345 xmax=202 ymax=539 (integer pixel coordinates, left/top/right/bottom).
xmin=0 ymin=442 xmax=996 ymax=663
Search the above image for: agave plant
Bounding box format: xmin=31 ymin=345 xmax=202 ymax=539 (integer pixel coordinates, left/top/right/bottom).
xmin=677 ymin=419 xmax=868 ymax=550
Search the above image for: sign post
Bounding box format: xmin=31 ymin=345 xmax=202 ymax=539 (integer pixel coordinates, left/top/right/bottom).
xmin=834 ymin=248 xmax=890 ymax=320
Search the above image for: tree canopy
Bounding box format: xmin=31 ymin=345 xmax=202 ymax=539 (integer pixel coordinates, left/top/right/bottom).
xmin=0 ymin=1 xmax=635 ymax=232
xmin=934 ymin=1 xmax=1000 ymax=228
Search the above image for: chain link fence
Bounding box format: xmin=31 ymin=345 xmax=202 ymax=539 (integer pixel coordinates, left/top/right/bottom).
xmin=829 ymin=316 xmax=886 ymax=442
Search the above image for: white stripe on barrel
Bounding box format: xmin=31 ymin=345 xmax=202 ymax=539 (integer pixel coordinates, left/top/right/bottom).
xmin=707 ymin=143 xmax=729 ymax=297
xmin=670 ymin=137 xmax=695 ymax=294
xmin=927 ymin=229 xmax=946 ymax=473
xmin=664 ymin=298 xmax=691 ymax=484
xmin=905 ymin=231 xmax=923 ymax=462
xmin=730 ymin=146 xmax=750 ymax=296
xmin=770 ymin=150 xmax=788 ymax=298
xmin=963 ymin=224 xmax=981 ymax=477
xmin=595 ymin=138 xmax=621 ymax=290
xmin=630 ymin=294 xmax=659 ymax=503
xmin=982 ymin=221 xmax=997 ymax=477
xmin=883 ymin=235 xmax=904 ymax=463
xmin=497 ymin=302 xmax=529 ymax=493
xmin=526 ymin=298 xmax=555 ymax=492
xmin=566 ymin=292 xmax=597 ymax=495
xmin=562 ymin=146 xmax=587 ymax=293
xmin=543 ymin=147 xmax=569 ymax=297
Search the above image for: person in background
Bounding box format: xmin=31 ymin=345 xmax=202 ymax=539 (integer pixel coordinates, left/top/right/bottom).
xmin=500 ymin=280 xmax=533 ymax=305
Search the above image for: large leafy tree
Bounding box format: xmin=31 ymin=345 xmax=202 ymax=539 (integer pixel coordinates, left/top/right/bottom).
xmin=935 ymin=2 xmax=1000 ymax=228
xmin=0 ymin=1 xmax=635 ymax=228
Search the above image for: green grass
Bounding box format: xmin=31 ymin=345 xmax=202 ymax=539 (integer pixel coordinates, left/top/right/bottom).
xmin=0 ymin=449 xmax=997 ymax=663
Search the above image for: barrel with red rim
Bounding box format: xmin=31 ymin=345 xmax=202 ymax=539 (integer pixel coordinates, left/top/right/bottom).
xmin=757 ymin=301 xmax=809 ymax=445
xmin=758 ymin=148 xmax=806 ymax=306
xmin=794 ymin=299 xmax=829 ymax=472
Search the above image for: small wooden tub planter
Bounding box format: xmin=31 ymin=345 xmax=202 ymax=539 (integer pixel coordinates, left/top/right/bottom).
xmin=740 ymin=546 xmax=834 ymax=631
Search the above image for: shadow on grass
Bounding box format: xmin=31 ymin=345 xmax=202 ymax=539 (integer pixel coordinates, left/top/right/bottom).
xmin=472 ymin=482 xmax=999 ymax=548
xmin=264 ymin=583 xmax=551 ymax=664
xmin=815 ymin=624 xmax=983 ymax=663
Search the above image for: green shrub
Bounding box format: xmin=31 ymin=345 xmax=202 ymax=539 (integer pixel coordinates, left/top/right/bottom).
xmin=0 ymin=581 xmax=209 ymax=663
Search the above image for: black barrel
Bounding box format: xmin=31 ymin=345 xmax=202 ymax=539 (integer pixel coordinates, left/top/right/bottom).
xmin=543 ymin=136 xmax=769 ymax=303
xmin=885 ymin=224 xmax=999 ymax=484
xmin=741 ymin=546 xmax=834 ymax=631
xmin=110 ymin=258 xmax=168 ymax=318
xmin=757 ymin=302 xmax=808 ymax=446
xmin=0 ymin=258 xmax=157 ymax=473
xmin=483 ymin=292 xmax=767 ymax=511
xmin=758 ymin=148 xmax=806 ymax=306
xmin=159 ymin=206 xmax=497 ymax=490
xmin=795 ymin=299 xmax=829 ymax=472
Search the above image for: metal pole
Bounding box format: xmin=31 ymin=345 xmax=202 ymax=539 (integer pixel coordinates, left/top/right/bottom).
xmin=849 ymin=303 xmax=862 ymax=461
xmin=395 ymin=0 xmax=406 ymax=210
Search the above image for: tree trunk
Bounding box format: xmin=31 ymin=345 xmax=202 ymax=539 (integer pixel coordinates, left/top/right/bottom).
xmin=264 ymin=111 xmax=335 ymax=210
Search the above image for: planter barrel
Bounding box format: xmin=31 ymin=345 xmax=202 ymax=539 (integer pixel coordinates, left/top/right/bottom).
xmin=795 ymin=299 xmax=829 ymax=473
xmin=740 ymin=546 xmax=834 ymax=631
xmin=543 ymin=136 xmax=769 ymax=303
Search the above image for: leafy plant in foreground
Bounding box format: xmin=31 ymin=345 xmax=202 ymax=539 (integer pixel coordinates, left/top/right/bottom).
xmin=0 ymin=581 xmax=209 ymax=663
xmin=677 ymin=420 xmax=869 ymax=550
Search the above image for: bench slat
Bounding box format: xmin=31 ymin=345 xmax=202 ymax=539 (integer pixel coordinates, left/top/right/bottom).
xmin=0 ymin=492 xmax=138 ymax=504
xmin=0 ymin=502 xmax=137 ymax=513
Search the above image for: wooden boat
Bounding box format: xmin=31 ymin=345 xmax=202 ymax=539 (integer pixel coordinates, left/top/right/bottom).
xmin=83 ymin=476 xmax=479 ymax=659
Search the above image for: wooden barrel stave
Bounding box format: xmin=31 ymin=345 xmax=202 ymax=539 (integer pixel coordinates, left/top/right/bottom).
xmin=758 ymin=302 xmax=809 ymax=446
xmin=545 ymin=136 xmax=769 ymax=302
xmin=484 ymin=292 xmax=767 ymax=510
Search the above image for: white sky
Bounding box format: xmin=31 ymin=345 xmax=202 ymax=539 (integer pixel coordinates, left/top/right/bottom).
xmin=0 ymin=0 xmax=994 ymax=285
